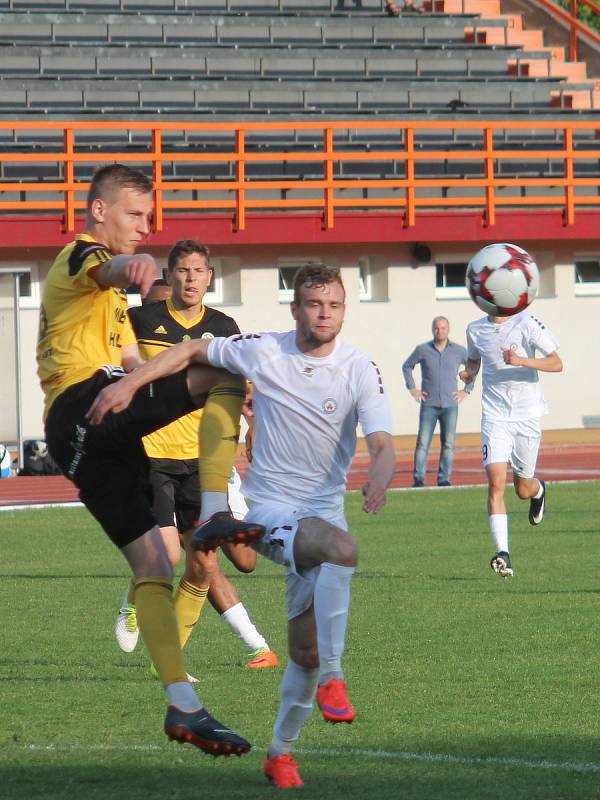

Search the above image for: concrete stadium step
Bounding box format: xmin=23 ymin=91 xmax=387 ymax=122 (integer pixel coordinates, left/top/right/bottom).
xmin=426 ymin=0 xmax=501 ymax=13
xmin=0 ymin=0 xmax=384 ymax=12
xmin=0 ymin=47 xmax=545 ymax=81
xmin=0 ymin=11 xmax=512 ymax=48
xmin=551 ymin=81 xmax=600 ymax=110
xmin=2 ymin=77 xmax=570 ymax=115
xmin=507 ymin=58 xmax=587 ymax=81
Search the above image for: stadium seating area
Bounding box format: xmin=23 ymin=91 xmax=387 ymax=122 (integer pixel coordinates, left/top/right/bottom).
xmin=0 ymin=0 xmax=598 ymax=214
xmin=0 ymin=0 xmax=598 ymax=115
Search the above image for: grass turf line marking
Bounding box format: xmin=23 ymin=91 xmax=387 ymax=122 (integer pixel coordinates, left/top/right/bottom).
xmin=19 ymin=744 xmax=600 ymax=774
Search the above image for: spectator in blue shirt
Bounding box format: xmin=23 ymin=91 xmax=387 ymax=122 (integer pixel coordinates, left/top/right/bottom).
xmin=402 ymin=317 xmax=471 ymax=487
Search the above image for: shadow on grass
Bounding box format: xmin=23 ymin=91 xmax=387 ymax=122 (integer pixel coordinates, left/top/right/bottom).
xmin=3 ymin=737 xmax=600 ymax=800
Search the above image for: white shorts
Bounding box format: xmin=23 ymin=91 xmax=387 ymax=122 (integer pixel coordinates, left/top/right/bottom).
xmin=481 ymin=418 xmax=541 ymax=478
xmin=245 ymin=501 xmax=347 ymax=620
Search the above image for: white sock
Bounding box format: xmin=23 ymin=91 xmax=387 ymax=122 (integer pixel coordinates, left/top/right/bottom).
xmin=489 ymin=514 xmax=509 ymax=554
xmin=533 ymin=480 xmax=544 ymax=499
xmin=221 ymin=602 xmax=268 ymax=653
xmin=166 ymin=681 xmax=202 ymax=712
xmin=270 ymin=660 xmax=319 ymax=757
xmin=200 ymin=491 xmax=229 ymax=521
xmin=313 ymin=562 xmax=355 ymax=684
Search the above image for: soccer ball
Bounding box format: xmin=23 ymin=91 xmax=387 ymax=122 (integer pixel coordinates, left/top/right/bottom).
xmin=466 ymin=243 xmax=539 ymax=316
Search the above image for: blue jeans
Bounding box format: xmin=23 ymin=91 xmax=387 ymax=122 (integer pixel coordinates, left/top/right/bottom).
xmin=413 ymin=404 xmax=458 ymax=485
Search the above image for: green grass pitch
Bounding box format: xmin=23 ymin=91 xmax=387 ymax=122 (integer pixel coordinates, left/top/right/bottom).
xmin=1 ymin=482 xmax=599 ymax=800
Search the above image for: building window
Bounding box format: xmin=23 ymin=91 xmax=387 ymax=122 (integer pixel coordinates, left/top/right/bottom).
xmin=126 ymin=285 xmax=142 ymax=308
xmin=205 ymin=263 xmax=223 ymax=305
xmin=0 ymin=265 xmax=39 ymax=309
xmin=279 ymin=266 xmax=297 ymax=292
xmin=359 ymin=257 xmax=388 ymax=302
xmin=435 ymin=261 xmax=469 ymax=300
xmin=278 ymin=264 xmax=302 ymax=302
xmin=575 ymin=260 xmax=600 ymax=296
xmin=436 ymin=262 xmax=467 ymax=288
xmin=359 ymin=259 xmax=372 ymax=301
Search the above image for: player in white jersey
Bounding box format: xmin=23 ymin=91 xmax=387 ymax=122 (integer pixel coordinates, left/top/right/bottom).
xmin=461 ymin=310 xmax=562 ymax=577
xmin=86 ymin=263 xmax=396 ymax=789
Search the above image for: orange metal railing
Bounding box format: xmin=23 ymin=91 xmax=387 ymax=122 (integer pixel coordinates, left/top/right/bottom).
xmin=0 ymin=119 xmax=599 ymax=232
xmin=534 ymin=0 xmax=600 ymax=62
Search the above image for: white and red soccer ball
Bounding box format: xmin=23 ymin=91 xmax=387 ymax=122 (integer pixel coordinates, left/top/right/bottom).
xmin=466 ymin=243 xmax=539 ymax=316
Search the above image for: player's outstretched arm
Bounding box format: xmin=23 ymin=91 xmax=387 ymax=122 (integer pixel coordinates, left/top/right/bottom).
xmin=86 ymin=338 xmax=211 ymax=424
xmin=361 ymin=431 xmax=396 ymax=514
xmin=502 ymin=348 xmax=563 ymax=372
xmin=121 ymin=343 xmax=144 ymax=373
xmin=94 ymin=253 xmax=158 ymax=300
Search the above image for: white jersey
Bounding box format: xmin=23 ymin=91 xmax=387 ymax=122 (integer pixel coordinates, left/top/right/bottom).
xmin=466 ymin=311 xmax=559 ymax=422
xmin=208 ymin=330 xmax=392 ymax=518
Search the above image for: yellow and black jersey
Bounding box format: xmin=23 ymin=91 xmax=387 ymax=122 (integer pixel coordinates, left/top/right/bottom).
xmin=129 ymin=298 xmax=240 ymax=460
xmin=37 ymin=233 xmax=137 ymax=419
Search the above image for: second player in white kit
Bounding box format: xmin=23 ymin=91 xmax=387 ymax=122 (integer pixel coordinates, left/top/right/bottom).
xmin=200 ymin=264 xmax=396 ymax=787
xmin=462 ymin=310 xmax=562 ymax=577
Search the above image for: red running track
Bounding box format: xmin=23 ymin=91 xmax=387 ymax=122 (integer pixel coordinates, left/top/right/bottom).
xmin=0 ymin=444 xmax=598 ymax=508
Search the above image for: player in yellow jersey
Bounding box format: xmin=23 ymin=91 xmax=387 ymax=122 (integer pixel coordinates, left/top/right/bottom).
xmin=37 ymin=164 xmax=264 ymax=757
xmin=115 ymin=241 xmax=278 ymax=671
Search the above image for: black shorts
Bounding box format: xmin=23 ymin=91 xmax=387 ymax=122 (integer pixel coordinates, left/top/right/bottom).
xmin=149 ymin=457 xmax=201 ymax=532
xmin=45 ymin=368 xmax=198 ymax=548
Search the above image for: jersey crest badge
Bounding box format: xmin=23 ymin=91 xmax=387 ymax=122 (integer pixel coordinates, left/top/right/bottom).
xmin=201 ymin=332 xmax=215 ymax=340
xmin=154 ymin=325 xmax=167 ymax=334
xmin=322 ymin=398 xmax=337 ymax=415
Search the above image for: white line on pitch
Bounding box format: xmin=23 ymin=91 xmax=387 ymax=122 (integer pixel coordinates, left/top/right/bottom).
xmin=19 ymin=743 xmax=600 ymax=774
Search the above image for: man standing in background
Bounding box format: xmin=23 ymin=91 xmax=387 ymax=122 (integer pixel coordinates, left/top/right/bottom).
xmin=402 ymin=316 xmax=470 ymax=487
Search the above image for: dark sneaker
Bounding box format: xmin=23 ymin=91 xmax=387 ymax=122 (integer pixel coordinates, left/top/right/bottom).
xmin=528 ymin=480 xmax=546 ymax=526
xmin=164 ymin=705 xmax=251 ymax=757
xmin=490 ymin=551 xmax=513 ymax=578
xmin=437 ymin=481 xmax=451 ymax=487
xmin=264 ymin=753 xmax=304 ymax=788
xmin=191 ymin=511 xmax=265 ymax=553
xmin=316 ymin=678 xmax=355 ymax=724
xmin=413 ymin=480 xmax=424 ymax=488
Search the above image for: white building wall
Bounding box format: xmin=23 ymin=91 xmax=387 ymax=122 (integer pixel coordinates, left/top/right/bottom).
xmin=4 ymin=242 xmax=599 ymax=440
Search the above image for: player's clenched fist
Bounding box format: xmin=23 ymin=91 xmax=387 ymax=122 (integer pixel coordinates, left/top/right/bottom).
xmin=125 ymin=253 xmax=158 ymax=300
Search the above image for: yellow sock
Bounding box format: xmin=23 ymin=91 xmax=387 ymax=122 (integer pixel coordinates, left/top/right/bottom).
xmin=134 ymin=576 xmax=187 ymax=687
xmin=127 ymin=577 xmax=135 ymax=605
xmin=174 ymin=578 xmax=209 ymax=649
xmin=199 ymin=379 xmax=245 ymax=493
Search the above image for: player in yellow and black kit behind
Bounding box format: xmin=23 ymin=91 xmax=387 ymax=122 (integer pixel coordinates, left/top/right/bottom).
xmin=37 ymin=164 xmax=264 ymax=757
xmin=115 ymin=240 xmax=278 ymax=672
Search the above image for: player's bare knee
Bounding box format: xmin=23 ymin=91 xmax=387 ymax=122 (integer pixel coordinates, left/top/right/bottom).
xmin=514 ymin=477 xmax=532 ymax=500
xmin=328 ymin=532 xmax=357 ymax=567
xmin=222 ymin=541 xmax=257 ymax=573
xmin=133 ymin=556 xmax=174 ymax=579
xmin=488 ymin=479 xmax=504 ymax=499
xmin=123 ymin=526 xmax=174 ymax=578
